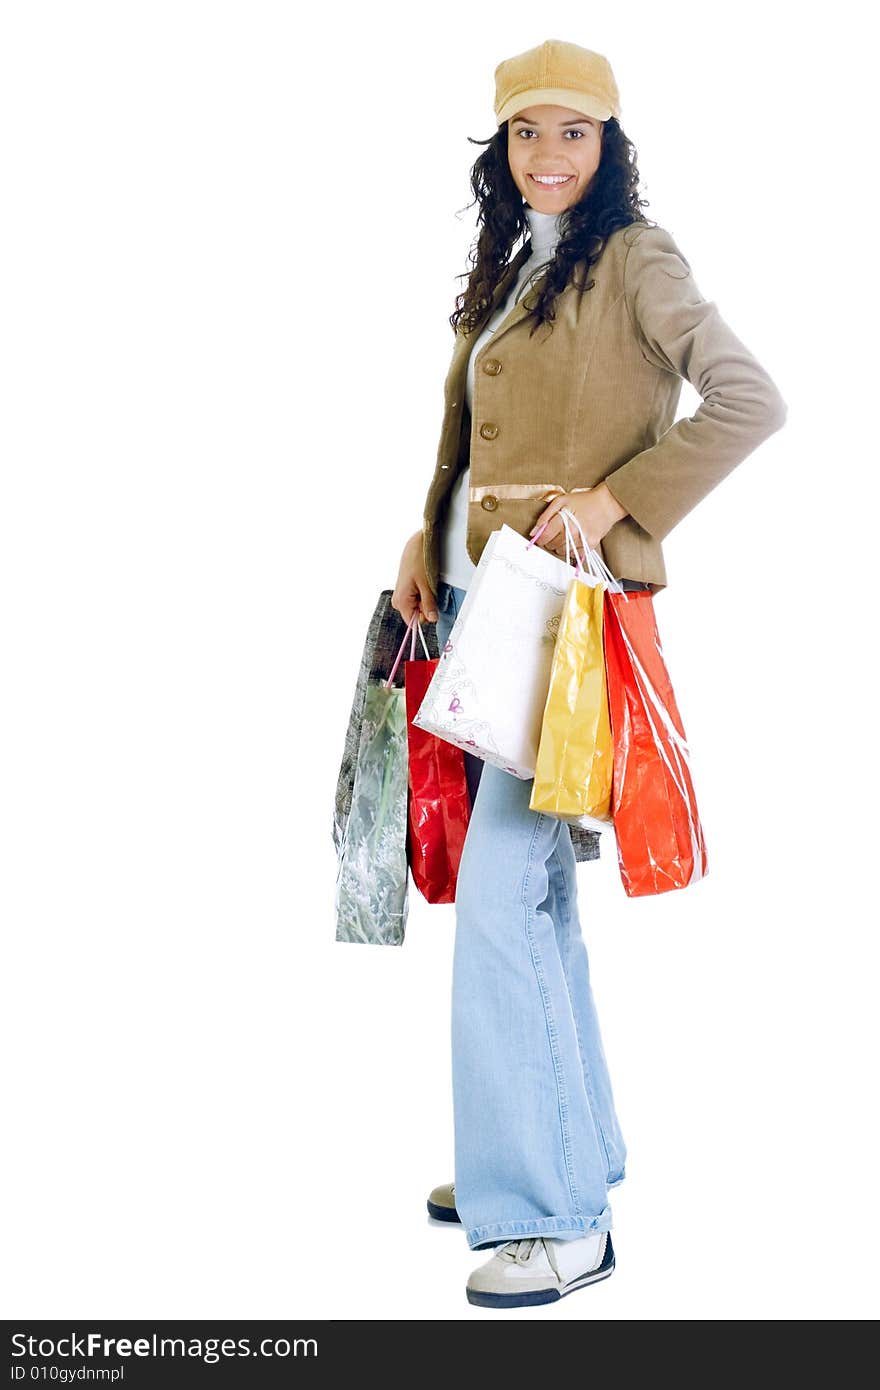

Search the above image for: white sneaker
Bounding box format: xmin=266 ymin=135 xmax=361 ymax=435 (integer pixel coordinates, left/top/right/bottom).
xmin=466 ymin=1231 xmax=615 ymax=1307
xmin=426 ymin=1182 xmax=460 ymax=1223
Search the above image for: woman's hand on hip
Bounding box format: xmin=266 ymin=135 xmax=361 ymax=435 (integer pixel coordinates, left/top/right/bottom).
xmin=528 ymin=484 xmax=628 ymax=559
xmin=392 ymin=529 xmax=438 ymax=627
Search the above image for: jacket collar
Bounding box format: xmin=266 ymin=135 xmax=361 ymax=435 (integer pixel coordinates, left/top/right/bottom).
xmin=448 ymin=239 xmax=536 ymax=384
xmin=465 ymin=239 xmax=534 ymax=343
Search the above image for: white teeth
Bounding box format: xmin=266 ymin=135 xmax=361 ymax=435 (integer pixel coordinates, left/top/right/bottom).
xmin=531 ymin=174 xmax=573 ymax=185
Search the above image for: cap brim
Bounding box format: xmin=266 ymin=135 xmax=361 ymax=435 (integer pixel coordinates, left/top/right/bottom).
xmin=496 ymin=87 xmax=615 ymax=127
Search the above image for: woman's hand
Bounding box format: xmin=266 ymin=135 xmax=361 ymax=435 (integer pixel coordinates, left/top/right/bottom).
xmin=528 ymin=483 xmax=628 ymax=559
xmin=392 ymin=529 xmax=438 ymax=627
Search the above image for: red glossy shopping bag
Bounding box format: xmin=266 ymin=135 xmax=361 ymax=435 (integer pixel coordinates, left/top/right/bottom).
xmin=386 ymin=615 xmax=471 ymax=904
xmin=602 ymin=589 xmax=708 ymax=897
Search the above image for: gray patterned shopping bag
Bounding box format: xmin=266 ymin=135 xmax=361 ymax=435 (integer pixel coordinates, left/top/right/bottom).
xmin=334 ymin=678 xmax=410 ymax=945
xmin=334 ymin=600 xmax=429 ymax=945
xmin=333 ymin=591 xmax=439 ymax=858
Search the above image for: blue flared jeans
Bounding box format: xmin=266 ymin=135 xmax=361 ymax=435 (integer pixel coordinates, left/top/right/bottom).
xmin=434 ymin=577 xmax=628 ymax=1251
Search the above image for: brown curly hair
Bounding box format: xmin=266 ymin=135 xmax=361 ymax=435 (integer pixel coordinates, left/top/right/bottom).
xmin=450 ymin=117 xmax=655 ymax=338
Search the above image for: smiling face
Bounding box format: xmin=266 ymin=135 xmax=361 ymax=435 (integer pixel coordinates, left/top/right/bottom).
xmin=506 ymin=103 xmax=604 ymax=212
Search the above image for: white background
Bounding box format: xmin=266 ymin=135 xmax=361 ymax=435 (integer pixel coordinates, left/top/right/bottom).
xmin=2 ymin=1 xmax=877 ymax=1322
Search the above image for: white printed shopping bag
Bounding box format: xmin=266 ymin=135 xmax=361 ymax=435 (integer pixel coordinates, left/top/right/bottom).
xmin=411 ymin=523 xmax=576 ymax=779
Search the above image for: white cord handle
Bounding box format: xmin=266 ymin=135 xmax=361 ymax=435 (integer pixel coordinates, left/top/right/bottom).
xmin=559 ymin=507 xmax=624 ymax=593
xmin=559 ymin=509 xmax=602 ymax=584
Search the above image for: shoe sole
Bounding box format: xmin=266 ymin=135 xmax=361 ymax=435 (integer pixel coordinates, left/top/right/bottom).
xmin=427 ymin=1198 xmax=461 ymax=1223
xmin=466 ymin=1237 xmax=615 ymax=1308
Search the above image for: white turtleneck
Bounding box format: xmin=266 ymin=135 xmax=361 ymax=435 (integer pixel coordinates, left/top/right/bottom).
xmin=438 ymin=204 xmax=569 ymax=591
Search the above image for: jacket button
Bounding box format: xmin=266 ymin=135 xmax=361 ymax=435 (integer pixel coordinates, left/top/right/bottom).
xmin=482 ymin=358 xmax=502 ymax=375
xmin=481 ymin=495 xmax=498 ymax=511
xmin=479 ymin=422 xmax=499 ymax=440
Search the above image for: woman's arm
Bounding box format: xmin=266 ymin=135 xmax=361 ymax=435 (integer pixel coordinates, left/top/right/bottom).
xmin=602 ymin=224 xmax=787 ymax=541
xmin=391 ymin=529 xmax=438 ymax=626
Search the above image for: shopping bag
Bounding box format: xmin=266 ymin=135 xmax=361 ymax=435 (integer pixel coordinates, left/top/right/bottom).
xmin=603 ymin=582 xmax=709 ymax=897
xmin=386 ymin=614 xmax=471 ymax=905
xmin=530 ymin=509 xmax=614 ymax=825
xmin=412 ymin=523 xmax=576 ymax=779
xmin=335 ymin=620 xmax=412 ymax=945
xmin=333 ymin=591 xmax=441 ymax=857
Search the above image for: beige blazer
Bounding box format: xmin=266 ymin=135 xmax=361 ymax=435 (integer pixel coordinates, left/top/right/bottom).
xmin=421 ymin=220 xmax=787 ymax=593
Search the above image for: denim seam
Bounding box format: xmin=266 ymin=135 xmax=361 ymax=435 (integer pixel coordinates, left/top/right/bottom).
xmin=521 ymin=810 xmax=582 ymax=1220
xmin=549 ymin=844 xmax=615 ymax=1181
xmin=466 ymin=1210 xmax=613 ymax=1249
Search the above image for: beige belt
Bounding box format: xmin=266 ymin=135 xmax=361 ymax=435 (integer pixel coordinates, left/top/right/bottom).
xmin=469 ymin=483 xmax=593 ymax=502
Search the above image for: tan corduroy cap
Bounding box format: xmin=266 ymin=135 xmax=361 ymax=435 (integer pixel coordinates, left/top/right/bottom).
xmin=494 ymin=38 xmax=621 ymax=127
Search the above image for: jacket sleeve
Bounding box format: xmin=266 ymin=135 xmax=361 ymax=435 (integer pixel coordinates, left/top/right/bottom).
xmin=602 ymin=224 xmax=788 ymax=541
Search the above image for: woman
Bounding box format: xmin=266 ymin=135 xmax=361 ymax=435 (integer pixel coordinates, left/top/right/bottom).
xmin=392 ymin=39 xmax=786 ymax=1309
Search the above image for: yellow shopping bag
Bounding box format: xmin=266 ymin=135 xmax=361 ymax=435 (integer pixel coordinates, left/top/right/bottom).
xmin=529 ymin=510 xmax=613 ymax=823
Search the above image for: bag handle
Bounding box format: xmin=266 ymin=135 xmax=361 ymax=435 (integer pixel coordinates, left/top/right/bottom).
xmin=528 ymin=509 xmax=624 ymax=594
xmin=529 ymin=515 xmax=590 ymax=574
xmin=383 ymin=612 xmax=431 ymax=688
xmin=558 ymin=508 xmax=591 ymax=580
xmin=558 ymin=508 xmax=603 ymax=584
xmin=559 ymin=507 xmax=625 ymax=594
